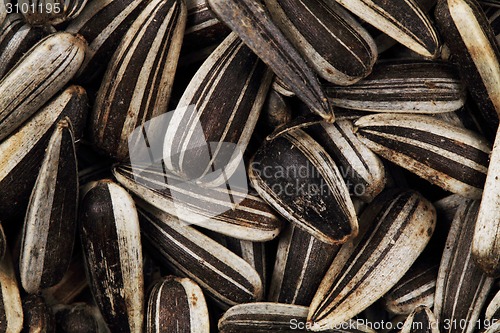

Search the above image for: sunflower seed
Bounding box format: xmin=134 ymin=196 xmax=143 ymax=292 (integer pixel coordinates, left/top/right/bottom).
xmin=435 ymin=0 xmax=500 ymax=131
xmin=0 ymin=85 xmax=87 ymax=226
xmin=486 ymin=289 xmax=500 ymax=321
xmin=308 ymin=190 xmax=436 ymax=331
xmin=260 ymin=88 xmax=293 ymax=132
xmin=19 ymin=0 xmax=88 ymax=25
xmin=0 ymin=14 xmax=53 ymax=80
xmin=53 ymin=303 xmax=110 ymax=333
xmin=354 ymin=114 xmax=491 ymax=199
xmin=263 ymin=0 xmax=377 ymax=85
xmin=146 ymin=276 xmax=210 ymax=333
xmin=326 ymin=60 xmax=466 ymax=114
xmin=66 ymin=0 xmax=150 ymax=84
xmin=206 ymin=0 xmax=333 ymax=121
xmin=80 ymin=180 xmax=144 ymax=333
xmin=138 ymin=201 xmax=264 ymax=307
xmin=20 ymin=118 xmax=78 ymax=294
xmin=485 ymin=322 xmax=500 ymax=333
xmin=332 ymin=0 xmax=440 ymax=58
xmin=22 ymin=294 xmax=55 ymax=333
xmin=268 ymin=224 xmax=340 ymax=306
xmin=0 ymin=250 xmax=23 ymax=333
xmin=473 ymin=126 xmax=500 ymax=276
xmin=0 ymin=32 xmax=86 ymax=141
xmin=0 ymin=1 xmax=7 ymax=24
xmin=384 ymin=260 xmax=438 ymax=315
xmin=163 ymin=32 xmax=273 ymax=184
xmin=249 ymin=129 xmax=358 ymax=245
xmin=399 ymin=306 xmax=439 ymax=333
xmin=113 ymin=164 xmax=283 ymax=242
xmin=434 ymin=199 xmax=494 ymax=333
xmin=309 ymin=120 xmax=386 ymax=203
xmin=92 ymin=0 xmax=187 ymax=161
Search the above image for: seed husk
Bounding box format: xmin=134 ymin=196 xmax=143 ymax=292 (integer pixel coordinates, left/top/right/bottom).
xmin=485 ymin=289 xmax=500 ymax=321
xmin=163 ymin=32 xmax=273 ymax=184
xmin=331 ymin=0 xmax=440 ymax=58
xmin=268 ymin=224 xmax=340 ymax=306
xmin=22 ymin=294 xmax=55 ymax=333
xmin=0 ymin=250 xmax=23 ymax=333
xmin=66 ymin=0 xmax=150 ymax=84
xmin=20 ymin=118 xmax=78 ymax=294
xmin=92 ymin=0 xmax=186 ymax=161
xmin=138 ymin=201 xmax=264 ymax=308
xmin=354 ymin=113 xmax=491 ymax=199
xmin=20 ymin=0 xmax=88 ymax=26
xmin=113 ymin=164 xmax=283 ymax=242
xmin=53 ymin=303 xmax=109 ymax=333
xmin=79 ymin=180 xmax=144 ymax=333
xmin=399 ymin=306 xmax=439 ymax=333
xmin=434 ymin=199 xmax=495 ymax=333
xmin=308 ymin=190 xmax=436 ymax=331
xmin=473 ymin=126 xmax=500 ymax=277
xmin=0 ymin=32 xmax=86 ymax=141
xmin=146 ymin=276 xmax=210 ymax=333
xmin=0 ymin=85 xmax=87 ymax=227
xmin=206 ymin=0 xmax=334 ymax=121
xmin=308 ymin=120 xmax=386 ymax=203
xmin=326 ymin=60 xmax=466 ymax=114
xmin=435 ymin=0 xmax=500 ymax=130
xmin=263 ymin=0 xmax=377 ymax=85
xmin=249 ymin=129 xmax=358 ymax=245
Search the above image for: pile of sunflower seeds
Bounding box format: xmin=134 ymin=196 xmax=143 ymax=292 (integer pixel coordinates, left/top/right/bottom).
xmin=3 ymin=0 xmax=500 ymax=332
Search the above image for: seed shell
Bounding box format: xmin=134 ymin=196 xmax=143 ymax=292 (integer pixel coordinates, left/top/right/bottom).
xmin=326 ymin=60 xmax=466 ymax=114
xmin=332 ymin=0 xmax=440 ymax=58
xmin=80 ymin=180 xmax=144 ymax=333
xmin=138 ymin=202 xmax=264 ymax=307
xmin=354 ymin=113 xmax=491 ymax=199
xmin=434 ymin=200 xmax=495 ymax=333
xmin=0 ymin=32 xmax=86 ymax=141
xmin=20 ymin=118 xmax=78 ymax=294
xmin=308 ymin=190 xmax=436 ymax=331
xmin=22 ymin=294 xmax=55 ymax=333
xmin=20 ymin=0 xmax=88 ymax=26
xmin=53 ymin=303 xmax=109 ymax=333
xmin=485 ymin=289 xmax=500 ymax=321
xmin=113 ymin=164 xmax=283 ymax=242
xmin=0 ymin=251 xmax=23 ymax=333
xmin=146 ymin=276 xmax=210 ymax=333
xmin=206 ymin=0 xmax=333 ymax=121
xmin=249 ymin=129 xmax=358 ymax=245
xmin=268 ymin=224 xmax=340 ymax=306
xmin=263 ymin=0 xmax=377 ymax=85
xmin=435 ymin=0 xmax=500 ymax=131
xmin=92 ymin=0 xmax=187 ymax=161
xmin=163 ymin=32 xmax=273 ymax=184
xmin=399 ymin=306 xmax=439 ymax=333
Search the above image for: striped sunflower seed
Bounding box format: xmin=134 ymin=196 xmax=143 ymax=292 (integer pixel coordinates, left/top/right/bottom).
xmin=326 ymin=60 xmax=466 ymax=114
xmin=0 ymin=1 xmax=7 ymax=24
xmin=92 ymin=0 xmax=186 ymax=161
xmin=0 ymin=32 xmax=86 ymax=141
xmin=138 ymin=201 xmax=264 ymax=307
xmin=384 ymin=259 xmax=438 ymax=315
xmin=260 ymin=88 xmax=293 ymax=132
xmin=485 ymin=289 xmax=500 ymax=322
xmin=263 ymin=0 xmax=377 ymax=85
xmin=434 ymin=199 xmax=495 ymax=333
xmin=65 ymin=0 xmax=150 ymax=84
xmin=114 ymin=164 xmax=283 ymax=242
xmin=473 ymin=126 xmax=500 ymax=276
xmin=19 ymin=0 xmax=88 ymax=26
xmin=206 ymin=0 xmax=333 ymax=121
xmin=331 ymin=0 xmax=440 ymax=58
xmin=249 ymin=129 xmax=358 ymax=245
xmin=398 ymin=306 xmax=439 ymax=333
xmin=53 ymin=303 xmax=109 ymax=333
xmin=268 ymin=224 xmax=340 ymax=306
xmin=218 ymin=303 xmax=377 ymax=333
xmin=354 ymin=113 xmax=491 ymax=199
xmin=435 ymin=0 xmax=500 ymax=133
xmin=308 ymin=189 xmax=436 ymax=331
xmin=308 ymin=120 xmax=386 ymax=203
xmin=0 ymin=85 xmax=87 ymax=226
xmin=22 ymin=294 xmax=55 ymax=333
xmin=163 ymin=32 xmax=273 ymax=184
xmin=0 ymin=14 xmax=53 ymax=80
xmin=0 ymin=250 xmax=23 ymax=333
xmin=80 ymin=180 xmax=144 ymax=333
xmin=180 ymin=0 xmax=231 ymax=67
xmin=20 ymin=118 xmax=78 ymax=294
xmin=146 ymin=276 xmax=209 ymax=333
